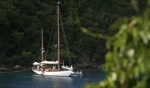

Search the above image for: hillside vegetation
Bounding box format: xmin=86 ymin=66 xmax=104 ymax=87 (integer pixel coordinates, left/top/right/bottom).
xmin=0 ymin=0 xmax=141 ymax=67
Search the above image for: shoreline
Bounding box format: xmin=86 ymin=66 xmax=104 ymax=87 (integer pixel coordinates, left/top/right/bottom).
xmin=0 ymin=64 xmax=102 ymax=73
xmin=0 ymin=69 xmax=31 ymax=73
xmin=0 ymin=67 xmax=31 ymax=73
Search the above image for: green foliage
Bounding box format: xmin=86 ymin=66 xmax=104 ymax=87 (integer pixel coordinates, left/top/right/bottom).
xmin=60 ymin=49 xmax=77 ymax=59
xmin=7 ymin=51 xmax=34 ymax=66
xmin=0 ymin=0 xmax=139 ymax=67
xmin=70 ymin=0 xmax=135 ymax=64
xmin=86 ymin=0 xmax=150 ymax=88
xmin=45 ymin=49 xmax=77 ymax=60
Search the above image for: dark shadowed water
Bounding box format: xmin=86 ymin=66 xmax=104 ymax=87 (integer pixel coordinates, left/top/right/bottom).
xmin=0 ymin=69 xmax=105 ymax=88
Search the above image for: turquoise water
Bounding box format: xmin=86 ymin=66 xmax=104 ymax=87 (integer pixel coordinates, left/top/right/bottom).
xmin=0 ymin=69 xmax=105 ymax=88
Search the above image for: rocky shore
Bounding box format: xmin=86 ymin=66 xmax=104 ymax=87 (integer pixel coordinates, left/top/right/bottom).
xmin=0 ymin=65 xmax=31 ymax=73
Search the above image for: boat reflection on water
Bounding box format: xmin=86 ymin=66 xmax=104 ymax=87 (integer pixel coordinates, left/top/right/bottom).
xmin=32 ymin=74 xmax=73 ymax=88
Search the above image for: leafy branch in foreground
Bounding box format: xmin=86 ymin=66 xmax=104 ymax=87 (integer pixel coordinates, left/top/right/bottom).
xmin=86 ymin=1 xmax=150 ymax=88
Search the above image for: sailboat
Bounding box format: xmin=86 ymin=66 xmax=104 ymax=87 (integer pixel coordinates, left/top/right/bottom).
xmin=32 ymin=1 xmax=82 ymax=77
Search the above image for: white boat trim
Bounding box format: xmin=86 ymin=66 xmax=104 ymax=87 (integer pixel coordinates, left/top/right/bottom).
xmin=32 ymin=69 xmax=72 ymax=77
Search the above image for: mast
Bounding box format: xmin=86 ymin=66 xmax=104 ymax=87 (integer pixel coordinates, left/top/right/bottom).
xmin=57 ymin=1 xmax=60 ymax=70
xmin=41 ymin=29 xmax=44 ymax=61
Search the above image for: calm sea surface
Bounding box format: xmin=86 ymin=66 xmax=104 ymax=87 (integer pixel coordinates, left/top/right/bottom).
xmin=0 ymin=69 xmax=105 ymax=88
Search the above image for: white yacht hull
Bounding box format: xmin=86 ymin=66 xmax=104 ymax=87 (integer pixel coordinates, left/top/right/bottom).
xmin=32 ymin=69 xmax=72 ymax=77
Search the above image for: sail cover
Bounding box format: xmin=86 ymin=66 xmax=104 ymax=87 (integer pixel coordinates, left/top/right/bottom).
xmin=41 ymin=60 xmax=58 ymax=64
xmin=33 ymin=62 xmax=40 ymax=65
